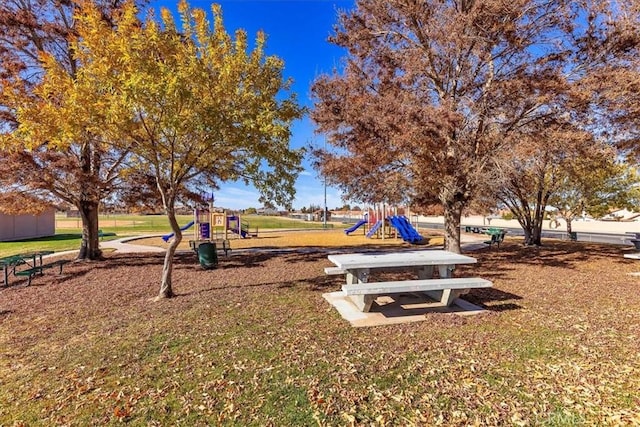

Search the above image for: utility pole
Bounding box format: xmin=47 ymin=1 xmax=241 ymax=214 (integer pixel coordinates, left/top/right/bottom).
xmin=323 ymin=139 xmax=327 ymax=229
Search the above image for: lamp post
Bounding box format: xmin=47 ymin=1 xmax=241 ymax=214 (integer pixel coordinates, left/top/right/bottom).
xmin=323 ymin=139 xmax=327 ymax=229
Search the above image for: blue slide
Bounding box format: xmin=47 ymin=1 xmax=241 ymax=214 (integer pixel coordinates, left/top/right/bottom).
xmin=162 ymin=220 xmax=195 ymax=242
xmin=388 ymin=216 xmax=423 ymax=243
xmin=344 ymin=219 xmax=367 ymax=235
xmin=366 ymin=220 xmax=383 ymax=238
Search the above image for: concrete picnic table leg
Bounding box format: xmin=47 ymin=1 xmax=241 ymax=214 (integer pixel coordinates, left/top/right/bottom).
xmin=349 ymin=294 xmax=376 ymax=312
xmin=417 ymin=265 xmax=434 ymax=279
xmin=417 ymin=266 xmax=436 ymax=302
xmin=424 ymin=264 xmax=464 ymax=306
xmin=345 ymin=268 xmax=369 ymax=285
xmin=438 ymin=264 xmax=454 ymax=278
xmin=345 ymin=268 xmax=375 ymax=312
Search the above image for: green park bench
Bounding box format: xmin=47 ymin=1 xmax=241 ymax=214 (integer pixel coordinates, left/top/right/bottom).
xmin=484 ymin=228 xmax=506 ymax=249
xmin=98 ymin=229 xmax=117 ymax=240
xmin=14 ymin=259 xmax=71 ymax=286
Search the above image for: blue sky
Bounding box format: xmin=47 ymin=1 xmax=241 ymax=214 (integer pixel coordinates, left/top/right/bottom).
xmin=152 ymin=0 xmax=355 ymax=211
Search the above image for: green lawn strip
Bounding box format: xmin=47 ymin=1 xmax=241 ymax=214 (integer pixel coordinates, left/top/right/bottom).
xmin=0 ymin=233 xmax=126 ymax=257
xmin=0 ymin=215 xmax=331 ymax=257
xmin=0 ymin=233 xmax=84 ymax=257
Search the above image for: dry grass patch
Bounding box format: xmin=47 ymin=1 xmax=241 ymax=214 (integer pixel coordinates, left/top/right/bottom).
xmin=0 ymin=241 xmax=639 ymax=425
xmin=134 ymin=227 xmax=442 ymax=251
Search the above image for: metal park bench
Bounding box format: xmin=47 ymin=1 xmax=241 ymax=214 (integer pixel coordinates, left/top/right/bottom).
xmin=484 ymin=228 xmax=507 ymax=249
xmin=15 ymin=259 xmax=70 ymax=286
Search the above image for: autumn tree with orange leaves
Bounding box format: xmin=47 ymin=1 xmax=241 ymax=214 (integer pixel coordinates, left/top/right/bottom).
xmin=312 ymin=0 xmax=640 ymax=252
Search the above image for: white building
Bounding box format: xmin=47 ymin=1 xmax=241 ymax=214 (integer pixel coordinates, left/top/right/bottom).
xmin=0 ymin=209 xmax=56 ymax=242
xmin=601 ymin=208 xmax=640 ymax=222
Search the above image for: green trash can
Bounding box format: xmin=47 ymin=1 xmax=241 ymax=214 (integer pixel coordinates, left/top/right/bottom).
xmin=569 ymin=232 xmax=577 ymax=241
xmin=198 ymin=242 xmax=218 ymax=269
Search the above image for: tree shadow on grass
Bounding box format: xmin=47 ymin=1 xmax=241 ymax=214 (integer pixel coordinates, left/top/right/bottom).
xmin=472 ymin=241 xmax=630 ymax=271
xmin=10 ymin=233 xmax=83 ymax=243
xmin=174 ymin=276 xmax=323 ymax=298
xmin=44 ymin=241 xmax=631 ymax=294
xmin=463 ymin=287 xmax=523 ymax=312
xmin=82 ymin=244 xmax=466 ymax=273
xmin=0 ymin=309 xmax=13 ymax=317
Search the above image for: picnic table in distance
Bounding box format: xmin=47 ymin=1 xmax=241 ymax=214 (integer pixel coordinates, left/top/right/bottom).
xmin=1 ymin=251 xmax=69 ymax=286
xmin=483 ymin=227 xmax=507 ymax=248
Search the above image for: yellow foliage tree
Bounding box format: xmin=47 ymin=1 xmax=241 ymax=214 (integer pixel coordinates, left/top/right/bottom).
xmin=0 ymin=0 xmax=136 ymax=260
xmin=73 ymin=0 xmax=302 ymax=298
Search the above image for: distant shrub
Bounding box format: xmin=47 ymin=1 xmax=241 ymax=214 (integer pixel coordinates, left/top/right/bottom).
xmin=501 ymin=212 xmax=515 ymax=220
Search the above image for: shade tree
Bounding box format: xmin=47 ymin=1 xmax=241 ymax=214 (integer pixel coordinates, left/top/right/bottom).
xmin=66 ymin=0 xmax=303 ymax=298
xmin=312 ymin=0 xmax=640 ymax=252
xmin=548 ymin=154 xmax=640 ymax=236
xmin=496 ymin=119 xmax=603 ymax=245
xmin=0 ymin=0 xmax=143 ymax=260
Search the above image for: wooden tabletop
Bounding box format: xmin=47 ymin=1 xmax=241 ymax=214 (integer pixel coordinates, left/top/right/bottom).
xmin=328 ymin=250 xmax=477 ymax=270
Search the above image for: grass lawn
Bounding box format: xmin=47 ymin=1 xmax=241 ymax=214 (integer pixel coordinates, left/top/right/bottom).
xmin=0 ymin=215 xmax=334 ymax=258
xmin=55 ymin=214 xmax=333 ymax=233
xmin=0 ymin=239 xmax=639 ymax=425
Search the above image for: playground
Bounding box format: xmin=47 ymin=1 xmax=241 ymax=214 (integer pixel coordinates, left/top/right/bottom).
xmin=1 ymin=227 xmax=639 ymax=424
xmin=341 ymin=205 xmax=425 ymax=244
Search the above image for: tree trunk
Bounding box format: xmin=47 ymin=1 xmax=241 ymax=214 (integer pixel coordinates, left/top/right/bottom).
xmin=512 ymin=192 xmax=546 ymax=246
xmin=157 ymin=209 xmax=182 ymax=299
xmin=528 ymin=190 xmax=548 ymax=246
xmin=529 ymin=222 xmax=543 ymax=246
xmin=77 ymin=200 xmax=102 ymax=260
xmin=566 ymin=218 xmax=573 ymax=234
xmin=521 ymin=212 xmax=543 ymax=245
xmin=520 ymin=224 xmax=531 ymax=244
xmin=443 ymin=200 xmax=464 ymax=254
xmin=158 ymin=241 xmax=178 ymax=299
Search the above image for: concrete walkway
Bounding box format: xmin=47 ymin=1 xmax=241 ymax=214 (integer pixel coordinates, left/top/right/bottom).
xmin=100 ymin=236 xmax=166 ymax=254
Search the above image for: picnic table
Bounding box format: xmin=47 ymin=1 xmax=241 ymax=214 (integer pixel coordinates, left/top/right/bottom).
xmin=1 ymin=255 xmax=22 ymax=286
xmin=326 ymin=250 xmax=492 ymax=312
xmin=484 ymin=227 xmax=507 ymax=248
xmin=624 ymin=232 xmax=640 ymax=249
xmin=1 ymin=251 xmax=68 ymax=286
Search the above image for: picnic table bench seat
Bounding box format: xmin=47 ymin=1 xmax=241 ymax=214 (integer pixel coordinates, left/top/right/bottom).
xmin=342 ymin=277 xmax=493 ymax=312
xmin=629 ymin=239 xmax=640 ymax=250
xmin=324 ymin=266 xmax=346 ymax=275
xmin=15 ymin=259 xmax=70 ymax=286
